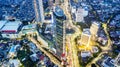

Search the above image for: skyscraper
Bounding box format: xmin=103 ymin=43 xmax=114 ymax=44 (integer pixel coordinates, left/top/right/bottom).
xmin=90 ymin=21 xmax=101 ymax=35
xmin=33 ymin=0 xmax=44 ymax=26
xmin=90 ymin=21 xmax=101 ymax=40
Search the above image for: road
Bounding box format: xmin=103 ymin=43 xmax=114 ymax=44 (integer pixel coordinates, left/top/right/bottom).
xmin=66 ymin=36 xmax=74 ymax=67
xmin=28 ymin=35 xmax=63 ymax=67
xmin=85 ymin=2 xmax=114 ymax=66
xmin=86 ymin=16 xmax=113 ymax=67
xmin=60 ymin=0 xmax=81 ymax=67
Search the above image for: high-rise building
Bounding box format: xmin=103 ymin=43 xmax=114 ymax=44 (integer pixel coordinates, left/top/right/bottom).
xmin=34 ymin=0 xmax=44 ymax=26
xmin=80 ymin=28 xmax=91 ymax=46
xmin=90 ymin=21 xmax=101 ymax=35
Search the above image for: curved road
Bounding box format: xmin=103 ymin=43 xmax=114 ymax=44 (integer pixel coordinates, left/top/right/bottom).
xmin=86 ymin=16 xmax=113 ymax=67
xmin=28 ymin=35 xmax=63 ymax=67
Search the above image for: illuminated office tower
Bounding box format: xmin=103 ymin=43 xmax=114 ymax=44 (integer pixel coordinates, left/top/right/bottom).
xmin=90 ymin=21 xmax=101 ymax=36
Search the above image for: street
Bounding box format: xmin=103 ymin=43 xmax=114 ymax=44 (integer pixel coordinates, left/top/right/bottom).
xmin=86 ymin=16 xmax=113 ymax=67
xmin=60 ymin=0 xmax=81 ymax=67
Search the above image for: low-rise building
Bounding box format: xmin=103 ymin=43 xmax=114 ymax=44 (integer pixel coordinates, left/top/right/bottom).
xmin=0 ymin=20 xmax=22 ymax=38
xmin=75 ymin=8 xmax=88 ymax=22
xmin=110 ymin=31 xmax=117 ymax=38
xmin=27 ymin=42 xmax=38 ymax=53
xmin=30 ymin=53 xmax=39 ymax=62
xmin=116 ymin=31 xmax=120 ymax=38
xmin=8 ymin=45 xmax=17 ymax=58
xmin=20 ymin=24 xmax=38 ymax=36
xmin=98 ymin=37 xmax=108 ymax=45
xmin=71 ymin=6 xmax=76 ymax=14
xmin=92 ymin=46 xmax=99 ymax=53
xmin=115 ymin=53 xmax=120 ymax=67
xmin=80 ymin=28 xmax=91 ymax=46
xmin=9 ymin=59 xmax=21 ymax=67
xmin=97 ymin=29 xmax=108 ymax=45
xmin=101 ymin=57 xmax=115 ymax=67
xmin=81 ymin=51 xmax=92 ymax=58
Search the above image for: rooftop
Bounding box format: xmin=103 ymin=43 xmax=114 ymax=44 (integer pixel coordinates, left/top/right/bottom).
xmin=1 ymin=20 xmax=22 ymax=33
xmin=81 ymin=51 xmax=91 ymax=58
xmin=83 ymin=28 xmax=91 ymax=35
xmin=102 ymin=57 xmax=115 ymax=67
xmin=92 ymin=21 xmax=101 ymax=27
xmin=9 ymin=45 xmax=16 ymax=53
xmin=0 ymin=20 xmax=7 ymax=30
xmin=22 ymin=24 xmax=37 ymax=30
xmin=9 ymin=59 xmax=21 ymax=67
xmin=54 ymin=6 xmax=64 ymax=17
xmin=76 ymin=8 xmax=88 ymax=17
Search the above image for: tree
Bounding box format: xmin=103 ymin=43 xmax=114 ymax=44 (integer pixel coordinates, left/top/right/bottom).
xmin=91 ymin=63 xmax=97 ymax=67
